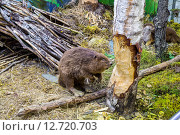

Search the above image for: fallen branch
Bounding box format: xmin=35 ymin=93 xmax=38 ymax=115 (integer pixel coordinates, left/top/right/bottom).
xmin=17 ymin=87 xmax=109 ymax=117
xmin=139 ymin=55 xmax=180 ymax=80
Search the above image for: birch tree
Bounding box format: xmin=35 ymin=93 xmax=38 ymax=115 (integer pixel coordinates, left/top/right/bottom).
xmin=107 ymin=0 xmax=145 ymax=114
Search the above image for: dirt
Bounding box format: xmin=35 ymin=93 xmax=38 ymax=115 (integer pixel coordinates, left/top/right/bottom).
xmin=0 ymin=59 xmax=107 ymax=120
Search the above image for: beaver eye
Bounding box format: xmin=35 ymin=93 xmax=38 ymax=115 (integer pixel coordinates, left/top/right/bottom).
xmin=102 ymin=58 xmax=106 ymax=61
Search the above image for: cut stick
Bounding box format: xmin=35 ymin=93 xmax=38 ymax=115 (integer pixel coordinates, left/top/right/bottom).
xmin=3 ymin=4 xmax=27 ymax=16
xmin=0 ymin=53 xmax=31 ymax=67
xmin=138 ymin=55 xmax=180 ymax=80
xmin=17 ymin=87 xmax=109 ymax=117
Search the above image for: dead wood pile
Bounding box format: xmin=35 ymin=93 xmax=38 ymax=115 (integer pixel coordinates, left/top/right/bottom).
xmin=0 ymin=0 xmax=80 ymax=69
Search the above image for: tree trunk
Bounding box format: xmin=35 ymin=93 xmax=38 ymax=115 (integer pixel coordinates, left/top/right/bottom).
xmin=153 ymin=0 xmax=170 ymax=61
xmin=107 ymin=0 xmax=145 ymax=114
xmin=171 ymin=0 xmax=177 ymax=20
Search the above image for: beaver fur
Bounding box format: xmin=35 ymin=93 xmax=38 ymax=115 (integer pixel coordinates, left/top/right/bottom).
xmin=58 ymin=47 xmax=112 ymax=97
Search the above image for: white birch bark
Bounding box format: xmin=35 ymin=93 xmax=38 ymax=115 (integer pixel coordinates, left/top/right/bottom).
xmin=113 ymin=0 xmax=144 ymax=44
xmin=109 ymin=0 xmax=144 ymax=97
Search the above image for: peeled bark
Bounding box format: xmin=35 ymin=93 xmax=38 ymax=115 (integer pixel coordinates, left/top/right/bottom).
xmin=107 ymin=0 xmax=145 ymax=114
xmin=153 ymin=0 xmax=170 ymax=60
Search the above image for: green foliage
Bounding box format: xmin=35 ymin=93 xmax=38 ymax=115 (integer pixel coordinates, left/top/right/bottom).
xmin=168 ymin=52 xmax=175 ymax=59
xmin=104 ymin=53 xmax=115 ymax=59
xmin=44 ymin=0 xmax=62 ymax=7
xmin=140 ymin=49 xmax=160 ymax=69
xmin=152 ymin=94 xmax=180 ymax=119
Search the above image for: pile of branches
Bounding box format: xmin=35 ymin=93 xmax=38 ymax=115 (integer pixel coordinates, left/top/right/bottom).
xmin=0 ymin=0 xmax=80 ymax=69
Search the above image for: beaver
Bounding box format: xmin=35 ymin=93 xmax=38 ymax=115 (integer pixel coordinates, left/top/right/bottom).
xmin=142 ymin=23 xmax=180 ymax=46
xmin=58 ymin=47 xmax=112 ymax=97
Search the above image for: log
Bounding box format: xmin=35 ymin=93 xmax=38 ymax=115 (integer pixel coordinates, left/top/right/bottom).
xmin=138 ymin=55 xmax=180 ymax=80
xmin=17 ymin=87 xmax=110 ymax=117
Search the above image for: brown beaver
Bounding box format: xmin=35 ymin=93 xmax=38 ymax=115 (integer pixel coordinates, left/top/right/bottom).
xmin=142 ymin=23 xmax=180 ymax=46
xmin=58 ymin=47 xmax=112 ymax=97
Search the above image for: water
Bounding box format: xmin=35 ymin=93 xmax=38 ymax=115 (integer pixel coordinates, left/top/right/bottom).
xmin=17 ymin=0 xmax=71 ymax=12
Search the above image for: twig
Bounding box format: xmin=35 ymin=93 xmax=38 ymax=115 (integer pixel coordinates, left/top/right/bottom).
xmin=0 ymin=58 xmax=26 ymax=74
xmin=0 ymin=53 xmax=31 ymax=67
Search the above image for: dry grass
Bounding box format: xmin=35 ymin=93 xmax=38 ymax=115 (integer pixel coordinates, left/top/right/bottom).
xmin=0 ymin=60 xmax=106 ymax=120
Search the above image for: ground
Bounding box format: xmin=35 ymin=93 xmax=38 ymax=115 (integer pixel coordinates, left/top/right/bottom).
xmin=0 ymin=5 xmax=180 ymax=120
xmin=0 ymin=59 xmax=109 ymax=120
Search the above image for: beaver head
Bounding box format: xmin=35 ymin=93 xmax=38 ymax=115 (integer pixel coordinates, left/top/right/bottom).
xmin=88 ymin=53 xmax=112 ymax=74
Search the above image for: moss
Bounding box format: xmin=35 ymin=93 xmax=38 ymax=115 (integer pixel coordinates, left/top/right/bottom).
xmin=140 ymin=49 xmax=161 ymax=69
xmin=152 ymin=94 xmax=180 ymax=119
xmin=137 ymin=67 xmax=180 ymax=119
xmin=103 ymin=10 xmax=113 ymax=20
xmin=171 ymin=62 xmax=180 ymax=67
xmin=80 ymin=37 xmax=110 ymax=54
xmin=83 ymin=25 xmax=100 ymax=35
xmin=138 ymin=69 xmax=180 ymax=96
xmin=168 ymin=43 xmax=180 ymax=55
xmin=167 ymin=20 xmax=180 ymax=32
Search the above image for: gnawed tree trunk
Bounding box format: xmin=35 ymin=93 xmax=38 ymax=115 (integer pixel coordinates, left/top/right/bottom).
xmin=107 ymin=0 xmax=145 ymax=114
xmin=153 ymin=0 xmax=170 ymax=60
